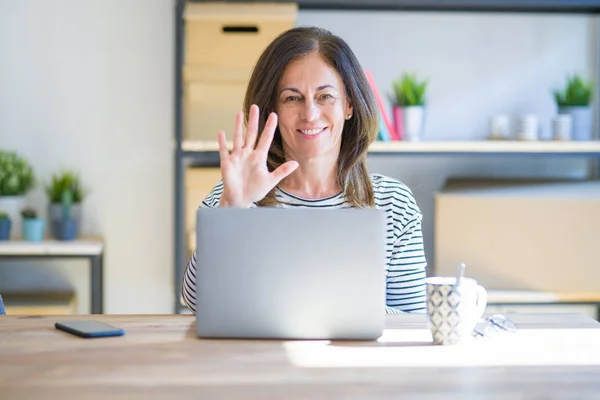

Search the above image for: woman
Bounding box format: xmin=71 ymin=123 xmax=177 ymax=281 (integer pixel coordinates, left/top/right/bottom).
xmin=183 ymin=27 xmax=427 ymax=314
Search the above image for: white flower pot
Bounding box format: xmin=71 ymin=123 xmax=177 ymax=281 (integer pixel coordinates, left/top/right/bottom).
xmin=402 ymin=106 xmax=426 ymax=142
xmin=558 ymin=106 xmax=593 ymax=141
xmin=0 ymin=196 xmax=26 ymax=239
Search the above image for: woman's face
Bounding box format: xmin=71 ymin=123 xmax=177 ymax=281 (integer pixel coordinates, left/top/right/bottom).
xmin=275 ymin=52 xmax=352 ymax=161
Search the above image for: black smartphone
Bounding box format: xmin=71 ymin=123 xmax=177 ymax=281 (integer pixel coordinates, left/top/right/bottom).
xmin=55 ymin=320 xmax=125 ymax=338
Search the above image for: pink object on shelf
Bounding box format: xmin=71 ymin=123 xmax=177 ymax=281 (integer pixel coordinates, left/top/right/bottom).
xmin=363 ymin=69 xmax=399 ymax=140
xmin=392 ymin=106 xmax=405 ymax=141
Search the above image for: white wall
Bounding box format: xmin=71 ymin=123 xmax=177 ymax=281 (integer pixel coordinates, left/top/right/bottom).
xmin=0 ymin=2 xmax=596 ymax=313
xmin=0 ymin=0 xmax=174 ymax=314
xmin=298 ymin=11 xmax=596 ymax=141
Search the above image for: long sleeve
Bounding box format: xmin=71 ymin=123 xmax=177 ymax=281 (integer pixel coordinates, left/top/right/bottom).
xmin=370 ymin=173 xmax=428 ymax=314
xmin=385 ymin=216 xmax=428 ymax=313
xmin=182 ymin=251 xmax=198 ymax=313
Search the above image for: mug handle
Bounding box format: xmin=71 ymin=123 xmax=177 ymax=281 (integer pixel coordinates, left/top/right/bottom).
xmin=474 ymin=285 xmax=488 ymax=321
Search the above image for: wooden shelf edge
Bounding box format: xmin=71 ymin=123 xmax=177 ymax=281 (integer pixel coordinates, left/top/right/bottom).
xmin=0 ymin=238 xmax=104 ymax=256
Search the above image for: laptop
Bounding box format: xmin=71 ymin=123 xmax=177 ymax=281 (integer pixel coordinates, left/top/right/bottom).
xmin=195 ymin=207 xmax=388 ymax=340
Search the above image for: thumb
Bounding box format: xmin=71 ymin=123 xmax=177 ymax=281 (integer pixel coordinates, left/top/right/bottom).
xmin=270 ymin=161 xmax=299 ymax=186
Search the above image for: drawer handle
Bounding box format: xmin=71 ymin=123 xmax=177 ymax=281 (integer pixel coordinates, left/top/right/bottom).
xmin=222 ymin=25 xmax=259 ymax=34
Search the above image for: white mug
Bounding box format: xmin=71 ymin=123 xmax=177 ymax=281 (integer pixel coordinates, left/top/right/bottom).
xmin=425 ymin=277 xmax=487 ymax=345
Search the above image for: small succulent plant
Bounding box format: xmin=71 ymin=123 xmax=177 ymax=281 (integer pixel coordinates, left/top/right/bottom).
xmin=21 ymin=207 xmax=38 ymax=220
xmin=393 ymin=73 xmax=429 ymax=107
xmin=553 ymin=74 xmax=594 ymax=107
xmin=46 ymin=170 xmax=85 ymax=204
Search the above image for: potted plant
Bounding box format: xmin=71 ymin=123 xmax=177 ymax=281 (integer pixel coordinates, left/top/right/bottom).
xmin=46 ymin=170 xmax=85 ymax=240
xmin=392 ymin=73 xmax=429 ymax=142
xmin=0 ymin=211 xmax=11 ymax=241
xmin=0 ymin=150 xmax=35 ymax=239
xmin=553 ymin=74 xmax=594 ymax=141
xmin=21 ymin=207 xmax=45 ymax=242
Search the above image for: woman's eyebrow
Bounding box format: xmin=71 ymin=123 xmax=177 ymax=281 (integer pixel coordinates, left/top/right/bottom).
xmin=280 ymin=87 xmax=302 ymax=95
xmin=316 ymin=84 xmax=337 ymax=91
xmin=280 ymin=84 xmax=338 ymax=95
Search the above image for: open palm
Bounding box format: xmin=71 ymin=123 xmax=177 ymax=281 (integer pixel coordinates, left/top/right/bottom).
xmin=218 ymin=104 xmax=299 ymax=208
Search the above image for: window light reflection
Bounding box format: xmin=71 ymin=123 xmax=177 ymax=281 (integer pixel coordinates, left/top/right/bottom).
xmin=282 ymin=329 xmax=600 ymax=368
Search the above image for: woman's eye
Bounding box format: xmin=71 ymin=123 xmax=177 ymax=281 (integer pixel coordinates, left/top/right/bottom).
xmin=319 ymin=94 xmax=334 ymax=101
xmin=285 ymin=96 xmax=300 ymax=102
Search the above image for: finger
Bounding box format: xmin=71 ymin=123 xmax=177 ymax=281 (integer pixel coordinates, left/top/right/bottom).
xmin=232 ymin=111 xmax=244 ymax=151
xmin=217 ymin=130 xmax=229 ymax=162
xmin=269 ymin=160 xmax=299 ymax=186
xmin=255 ymin=112 xmax=278 ymax=154
xmin=245 ymin=104 xmax=260 ymax=150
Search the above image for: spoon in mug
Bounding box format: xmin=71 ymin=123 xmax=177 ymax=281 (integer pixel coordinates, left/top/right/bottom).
xmin=456 ymin=263 xmax=466 ymax=286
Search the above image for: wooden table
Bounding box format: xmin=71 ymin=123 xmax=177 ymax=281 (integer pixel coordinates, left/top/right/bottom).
xmin=0 ymin=239 xmax=104 ymax=313
xmin=1 ymin=314 xmax=600 ymax=399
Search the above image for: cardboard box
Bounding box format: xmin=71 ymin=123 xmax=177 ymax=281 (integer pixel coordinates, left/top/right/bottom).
xmin=434 ymin=179 xmax=600 ymax=292
xmin=185 ymin=167 xmax=222 ymax=253
xmin=184 ymin=2 xmax=298 ymax=68
xmin=183 ymin=2 xmax=297 ymax=140
xmin=183 ymin=66 xmax=249 ymax=142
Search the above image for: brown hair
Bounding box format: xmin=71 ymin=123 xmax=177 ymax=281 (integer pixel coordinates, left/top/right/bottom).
xmin=244 ymin=27 xmax=379 ymax=207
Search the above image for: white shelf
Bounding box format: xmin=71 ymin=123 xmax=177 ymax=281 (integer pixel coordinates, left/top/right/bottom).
xmin=182 ymin=140 xmax=600 ymax=154
xmin=0 ymin=238 xmax=104 ymax=256
xmin=368 ymin=140 xmax=600 ymax=154
xmin=183 ymin=140 xmax=226 ymax=152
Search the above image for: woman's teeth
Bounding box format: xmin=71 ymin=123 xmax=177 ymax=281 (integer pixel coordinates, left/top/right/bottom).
xmin=299 ymin=128 xmax=323 ymax=135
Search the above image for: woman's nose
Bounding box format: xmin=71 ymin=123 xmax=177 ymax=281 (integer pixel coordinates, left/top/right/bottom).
xmin=301 ymin=99 xmax=320 ymax=122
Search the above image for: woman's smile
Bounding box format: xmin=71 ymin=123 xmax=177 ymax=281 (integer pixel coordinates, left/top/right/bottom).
xmin=297 ymin=127 xmax=328 ymax=138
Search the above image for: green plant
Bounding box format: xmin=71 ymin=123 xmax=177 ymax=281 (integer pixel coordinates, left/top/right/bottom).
xmin=393 ymin=73 xmax=428 ymax=107
xmin=21 ymin=207 xmax=38 ymax=220
xmin=46 ymin=170 xmax=85 ymax=204
xmin=0 ymin=150 xmax=35 ymax=196
xmin=0 ymin=211 xmax=9 ymax=220
xmin=553 ymin=74 xmax=594 ymax=107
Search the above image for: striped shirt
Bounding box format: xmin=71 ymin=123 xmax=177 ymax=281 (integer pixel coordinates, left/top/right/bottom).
xmin=182 ymin=173 xmax=428 ymax=315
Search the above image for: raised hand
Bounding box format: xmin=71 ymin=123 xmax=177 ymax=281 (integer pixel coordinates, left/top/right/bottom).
xmin=217 ymin=104 xmax=299 ymax=208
